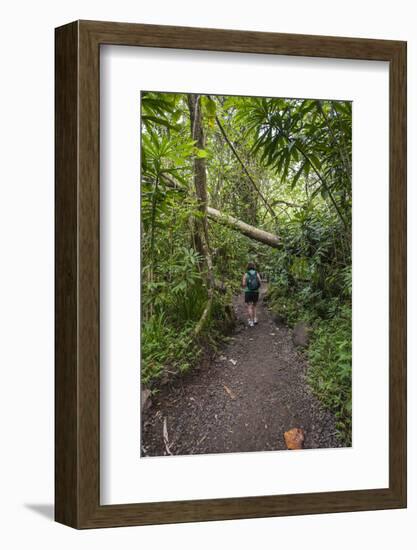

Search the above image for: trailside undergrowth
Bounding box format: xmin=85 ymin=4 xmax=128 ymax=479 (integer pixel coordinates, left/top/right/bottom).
xmin=307 ymin=307 xmax=352 ymax=445
xmin=141 ymin=286 xmax=236 ymax=387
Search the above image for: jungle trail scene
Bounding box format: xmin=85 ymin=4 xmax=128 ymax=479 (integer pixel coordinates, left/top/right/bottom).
xmin=140 ymin=91 xmax=352 ymax=457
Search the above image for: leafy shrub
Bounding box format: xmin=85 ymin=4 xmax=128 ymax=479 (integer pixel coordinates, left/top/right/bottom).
xmin=307 ymin=307 xmax=352 ymax=444
xmin=141 ymin=288 xmax=235 ymax=386
xmin=141 ymin=313 xmax=200 ymax=386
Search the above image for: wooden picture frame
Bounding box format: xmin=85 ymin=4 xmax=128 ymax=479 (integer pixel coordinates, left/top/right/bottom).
xmin=55 ymin=20 xmax=407 ymax=529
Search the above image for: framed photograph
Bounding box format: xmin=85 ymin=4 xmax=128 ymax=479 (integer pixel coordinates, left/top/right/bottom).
xmin=55 ymin=20 xmax=406 ymax=528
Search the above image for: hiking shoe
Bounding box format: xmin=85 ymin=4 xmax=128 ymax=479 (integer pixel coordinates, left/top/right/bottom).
xmin=254 ymin=318 xmax=258 ymax=325
xmin=248 ymin=320 xmax=254 ymax=327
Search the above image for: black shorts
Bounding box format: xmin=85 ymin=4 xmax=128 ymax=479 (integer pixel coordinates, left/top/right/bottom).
xmin=245 ymin=291 xmax=259 ymax=304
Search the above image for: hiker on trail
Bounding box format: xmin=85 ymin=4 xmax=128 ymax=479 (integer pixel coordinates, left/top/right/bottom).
xmin=242 ymin=262 xmax=261 ymax=327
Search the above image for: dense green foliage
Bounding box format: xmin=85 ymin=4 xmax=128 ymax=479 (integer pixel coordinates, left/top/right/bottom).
xmin=141 ymin=91 xmax=352 ymax=443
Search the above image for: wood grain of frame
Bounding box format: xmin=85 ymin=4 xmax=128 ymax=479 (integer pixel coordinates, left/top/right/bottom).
xmin=55 ymin=20 xmax=407 ymax=529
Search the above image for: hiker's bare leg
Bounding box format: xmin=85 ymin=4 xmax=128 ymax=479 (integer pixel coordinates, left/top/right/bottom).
xmin=253 ymin=304 xmax=257 ymax=323
xmin=249 ymin=303 xmax=254 ymax=321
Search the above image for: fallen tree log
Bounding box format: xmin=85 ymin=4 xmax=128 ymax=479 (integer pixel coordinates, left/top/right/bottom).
xmin=161 ymin=175 xmax=280 ymax=249
xmin=207 ymin=206 xmax=280 ymax=248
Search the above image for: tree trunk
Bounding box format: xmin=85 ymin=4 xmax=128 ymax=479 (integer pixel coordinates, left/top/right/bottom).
xmin=187 ymin=95 xmax=210 ymax=247
xmin=187 ymin=94 xmax=215 ymax=335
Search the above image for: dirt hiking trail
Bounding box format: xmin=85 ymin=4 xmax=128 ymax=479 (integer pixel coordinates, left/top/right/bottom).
xmin=142 ymin=287 xmax=342 ymax=456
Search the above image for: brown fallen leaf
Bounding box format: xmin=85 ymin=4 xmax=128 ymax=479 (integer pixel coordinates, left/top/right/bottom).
xmin=223 ymin=384 xmax=236 ymax=400
xmin=284 ymin=428 xmax=305 ymax=450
